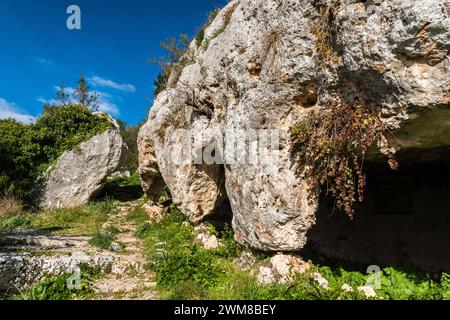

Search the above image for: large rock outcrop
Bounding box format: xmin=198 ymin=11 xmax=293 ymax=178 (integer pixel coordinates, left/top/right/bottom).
xmin=137 ymin=92 xmax=226 ymax=223
xmin=38 ymin=116 xmax=128 ymax=210
xmin=139 ymin=0 xmax=449 ymax=251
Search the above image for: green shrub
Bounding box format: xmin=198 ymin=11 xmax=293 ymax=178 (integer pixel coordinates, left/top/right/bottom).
xmin=100 ymin=172 xmax=143 ymax=201
xmin=0 ymin=120 xmax=41 ymax=200
xmin=195 ymin=29 xmax=205 ymax=47
xmin=0 ymin=105 xmax=111 ymax=204
xmin=119 ymin=124 xmax=141 ymax=172
xmin=34 ymin=104 xmax=111 ymax=162
xmin=377 ymin=267 xmax=450 ymax=300
xmin=214 ymin=224 xmax=241 ymax=259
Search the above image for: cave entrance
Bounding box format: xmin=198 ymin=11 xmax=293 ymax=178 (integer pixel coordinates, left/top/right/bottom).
xmin=304 ymin=148 xmax=450 ymax=273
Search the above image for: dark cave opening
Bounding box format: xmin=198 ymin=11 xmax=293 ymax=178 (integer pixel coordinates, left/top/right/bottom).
xmin=304 ymin=148 xmax=450 ymax=273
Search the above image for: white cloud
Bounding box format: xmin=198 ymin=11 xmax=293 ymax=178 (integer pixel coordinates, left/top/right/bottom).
xmin=32 ymin=57 xmax=55 ymax=65
xmin=0 ymin=98 xmax=36 ymax=124
xmin=88 ymin=76 xmax=136 ymax=93
xmin=97 ymin=100 xmax=119 ymax=115
xmin=37 ymin=96 xmax=59 ymax=105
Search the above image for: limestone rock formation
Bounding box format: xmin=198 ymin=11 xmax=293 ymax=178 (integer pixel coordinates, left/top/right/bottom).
xmin=38 ymin=116 xmax=128 ymax=209
xmin=139 ymin=0 xmax=449 ymax=251
xmin=137 ymin=91 xmax=226 ymax=223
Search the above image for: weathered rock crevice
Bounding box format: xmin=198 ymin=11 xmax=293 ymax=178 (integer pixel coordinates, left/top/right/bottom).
xmin=306 ymin=152 xmax=450 ymax=273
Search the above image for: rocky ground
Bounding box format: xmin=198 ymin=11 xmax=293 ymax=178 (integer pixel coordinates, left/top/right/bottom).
xmin=0 ymin=200 xmax=157 ymax=300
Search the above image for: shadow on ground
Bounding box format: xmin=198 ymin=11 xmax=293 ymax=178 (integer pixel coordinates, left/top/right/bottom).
xmin=96 ymin=175 xmax=144 ymax=202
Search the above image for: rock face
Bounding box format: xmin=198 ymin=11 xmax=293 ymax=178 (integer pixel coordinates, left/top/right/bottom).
xmin=137 ymin=92 xmax=226 ymax=223
xmin=38 ymin=117 xmax=128 ymax=210
xmin=139 ymin=0 xmax=450 ymax=252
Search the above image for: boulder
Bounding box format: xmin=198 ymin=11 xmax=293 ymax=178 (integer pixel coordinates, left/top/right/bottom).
xmin=194 ymin=224 xmax=221 ymax=250
xmin=139 ymin=0 xmax=450 ymax=251
xmin=137 ymin=90 xmax=227 ymax=224
xmin=38 ymin=117 xmax=128 ymax=209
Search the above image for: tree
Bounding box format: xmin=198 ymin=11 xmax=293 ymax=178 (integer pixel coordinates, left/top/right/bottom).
xmin=74 ymin=73 xmax=99 ymax=111
xmin=149 ymin=34 xmax=193 ymax=96
xmin=56 ymin=82 xmax=70 ymax=105
xmin=117 ymin=120 xmax=143 ymax=172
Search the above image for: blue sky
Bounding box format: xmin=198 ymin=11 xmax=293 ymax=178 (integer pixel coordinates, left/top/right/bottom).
xmin=0 ymin=0 xmax=227 ymax=125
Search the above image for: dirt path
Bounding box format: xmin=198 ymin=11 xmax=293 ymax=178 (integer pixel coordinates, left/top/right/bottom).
xmin=93 ymin=200 xmax=157 ymax=300
xmin=0 ymin=200 xmax=158 ymax=300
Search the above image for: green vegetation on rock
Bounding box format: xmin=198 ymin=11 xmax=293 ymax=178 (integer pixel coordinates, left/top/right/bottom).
xmin=0 ymin=104 xmax=111 ymax=204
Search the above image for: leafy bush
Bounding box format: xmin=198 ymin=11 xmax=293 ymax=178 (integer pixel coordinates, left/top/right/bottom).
xmin=0 ymin=104 xmax=111 ymax=204
xmin=119 ymin=124 xmax=141 ymax=171
xmin=34 ymin=104 xmax=111 ymax=162
xmin=377 ymin=268 xmax=450 ymax=300
xmin=0 ymin=120 xmax=41 ymax=200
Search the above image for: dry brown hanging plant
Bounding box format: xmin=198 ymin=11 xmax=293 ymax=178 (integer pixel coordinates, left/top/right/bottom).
xmin=290 ymin=98 xmax=398 ymax=219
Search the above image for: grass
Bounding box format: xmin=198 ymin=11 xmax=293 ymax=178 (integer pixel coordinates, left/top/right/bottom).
xmin=3 ymin=192 xmax=450 ymax=300
xmin=31 ymin=202 xmax=114 ymax=236
xmin=89 ymin=226 xmax=120 ymax=250
xmin=0 ymin=196 xmax=117 ymax=235
xmin=0 ymin=215 xmax=32 ymax=231
xmin=202 ymin=26 xmax=226 ymax=50
xmin=0 ymin=195 xmax=32 ymax=232
xmin=0 ymin=195 xmax=23 ymax=218
xmin=138 ymin=206 xmax=450 ymax=300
